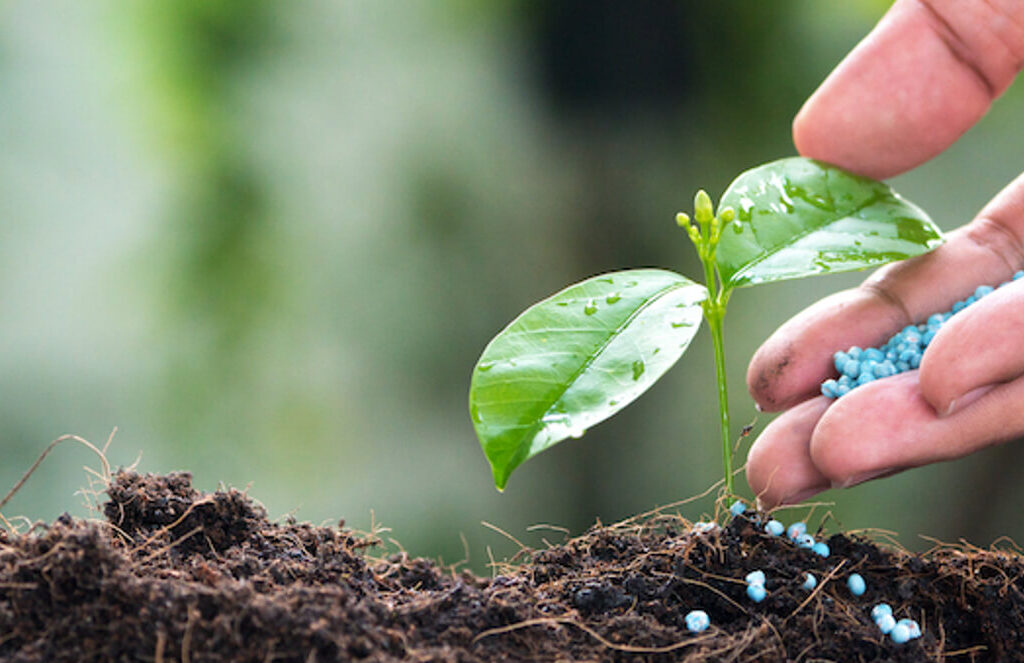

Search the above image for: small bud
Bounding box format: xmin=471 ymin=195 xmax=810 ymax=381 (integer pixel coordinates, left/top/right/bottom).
xmin=676 ymin=212 xmax=691 ymax=228
xmin=694 ymin=190 xmax=714 ymax=224
xmin=719 ymin=206 xmax=735 ymax=223
xmin=709 ymin=215 xmax=721 ymax=245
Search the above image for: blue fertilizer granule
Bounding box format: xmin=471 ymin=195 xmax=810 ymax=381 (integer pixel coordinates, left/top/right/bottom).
xmin=822 ymin=271 xmax=1024 ymax=398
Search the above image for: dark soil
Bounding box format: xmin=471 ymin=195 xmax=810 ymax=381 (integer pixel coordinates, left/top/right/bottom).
xmin=2 ymin=471 xmax=1023 ymax=662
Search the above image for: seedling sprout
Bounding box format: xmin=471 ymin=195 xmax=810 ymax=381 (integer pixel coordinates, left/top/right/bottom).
xmin=470 ymin=157 xmax=944 ymax=495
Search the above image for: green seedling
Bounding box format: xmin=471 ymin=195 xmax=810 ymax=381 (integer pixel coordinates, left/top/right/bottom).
xmin=469 ymin=157 xmax=943 ymax=494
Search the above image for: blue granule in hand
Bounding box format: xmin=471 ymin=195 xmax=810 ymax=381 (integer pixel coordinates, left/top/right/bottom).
xmin=821 ymin=271 xmax=1024 ymax=399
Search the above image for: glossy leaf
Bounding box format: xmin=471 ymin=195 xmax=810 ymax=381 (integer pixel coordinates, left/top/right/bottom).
xmin=469 ymin=269 xmax=706 ymax=490
xmin=716 ymin=157 xmax=943 ymax=289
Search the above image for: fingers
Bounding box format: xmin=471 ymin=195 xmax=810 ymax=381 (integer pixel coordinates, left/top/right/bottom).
xmin=748 ymin=369 xmax=1024 ymax=508
xmin=748 ymin=171 xmax=1024 ymax=412
xmin=746 ymin=397 xmax=831 ymax=508
xmin=919 ymin=278 xmax=1024 ymax=414
xmin=746 ymin=287 xmax=907 ymax=412
xmin=794 ymin=0 xmax=1024 ymax=178
xmin=749 ymin=0 xmax=1024 ymax=506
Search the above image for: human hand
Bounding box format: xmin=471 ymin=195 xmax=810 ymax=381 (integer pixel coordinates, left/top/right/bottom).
xmin=746 ymin=0 xmax=1024 ymax=508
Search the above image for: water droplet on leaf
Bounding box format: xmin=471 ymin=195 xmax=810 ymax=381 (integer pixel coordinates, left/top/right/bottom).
xmin=632 ymin=360 xmax=645 ymax=381
xmin=584 ymin=299 xmax=598 ymax=315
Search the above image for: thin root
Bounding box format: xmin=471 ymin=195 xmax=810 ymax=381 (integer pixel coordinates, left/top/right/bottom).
xmin=472 ymin=616 xmax=717 ymax=654
xmin=0 ymin=434 xmax=112 ymax=526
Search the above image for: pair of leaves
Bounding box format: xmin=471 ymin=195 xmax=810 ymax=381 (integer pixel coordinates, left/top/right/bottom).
xmin=470 ymin=157 xmax=944 ymax=489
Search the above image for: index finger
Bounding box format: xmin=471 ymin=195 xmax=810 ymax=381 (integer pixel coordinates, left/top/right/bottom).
xmin=795 ymin=0 xmax=1024 ymax=179
xmin=748 ymin=172 xmax=1024 ymax=412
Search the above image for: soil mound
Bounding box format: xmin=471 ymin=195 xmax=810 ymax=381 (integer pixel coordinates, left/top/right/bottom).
xmin=1 ymin=471 xmax=1022 ymax=661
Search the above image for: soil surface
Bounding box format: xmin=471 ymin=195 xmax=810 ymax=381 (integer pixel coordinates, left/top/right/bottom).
xmin=1 ymin=470 xmax=1023 ymax=662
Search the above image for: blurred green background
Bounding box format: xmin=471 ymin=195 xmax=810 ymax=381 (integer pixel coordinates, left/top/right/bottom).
xmin=3 ymin=1 xmax=1024 ymax=570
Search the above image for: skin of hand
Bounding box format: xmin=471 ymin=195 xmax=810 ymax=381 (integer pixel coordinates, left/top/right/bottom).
xmin=745 ymin=0 xmax=1024 ymax=509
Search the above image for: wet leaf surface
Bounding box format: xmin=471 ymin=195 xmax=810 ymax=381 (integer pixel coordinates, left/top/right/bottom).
xmin=469 ymin=269 xmax=705 ymax=489
xmin=717 ymin=157 xmax=943 ymax=289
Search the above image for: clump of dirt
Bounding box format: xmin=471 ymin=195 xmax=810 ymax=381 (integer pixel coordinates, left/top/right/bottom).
xmin=1 ymin=470 xmax=1022 ymax=661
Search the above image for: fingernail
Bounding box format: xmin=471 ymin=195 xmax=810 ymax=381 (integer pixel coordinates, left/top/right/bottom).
xmin=943 ymin=385 xmax=994 ymax=417
xmin=832 ymin=467 xmax=898 ymax=489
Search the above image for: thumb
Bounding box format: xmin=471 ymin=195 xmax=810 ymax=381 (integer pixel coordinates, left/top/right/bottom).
xmin=919 ymin=277 xmax=1024 ymax=415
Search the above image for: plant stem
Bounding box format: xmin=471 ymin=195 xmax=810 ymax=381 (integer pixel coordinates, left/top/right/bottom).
xmin=700 ymin=249 xmax=732 ymax=496
xmin=705 ymin=303 xmax=732 ymax=496
xmin=682 ymin=191 xmax=735 ymax=497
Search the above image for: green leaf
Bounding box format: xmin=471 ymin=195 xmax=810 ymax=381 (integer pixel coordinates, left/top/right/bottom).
xmin=469 ymin=269 xmax=706 ymax=490
xmin=716 ymin=157 xmax=944 ymax=289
